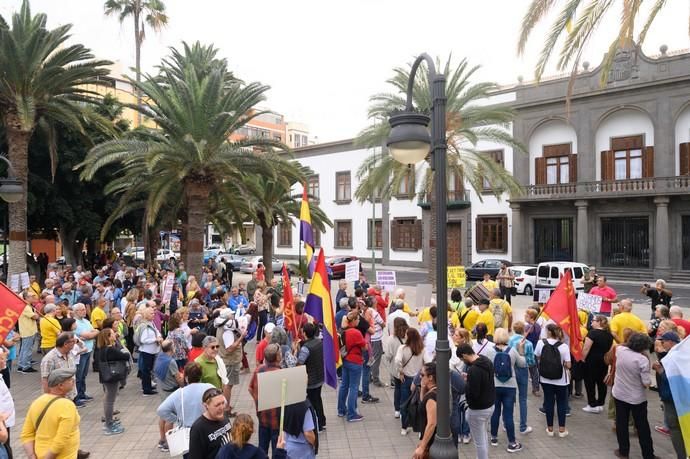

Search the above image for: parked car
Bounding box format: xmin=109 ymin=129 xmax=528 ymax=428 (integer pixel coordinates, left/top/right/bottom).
xmin=233 ymin=244 xmax=256 ymax=255
xmin=124 ymin=246 xmax=145 ymax=260
xmin=535 ymin=261 xmax=590 ymax=292
xmin=325 ymin=256 xmax=360 ymax=279
xmin=205 ymin=245 xmax=224 ymax=258
xmin=465 ymin=259 xmax=512 ymax=281
xmin=156 ymin=249 xmax=178 ymax=262
xmin=216 ymin=253 xmax=246 ymax=271
xmin=240 ymin=256 xmax=283 ymax=273
xmin=203 ymin=250 xmax=217 ymax=264
xmin=510 ymin=265 xmax=537 ymax=296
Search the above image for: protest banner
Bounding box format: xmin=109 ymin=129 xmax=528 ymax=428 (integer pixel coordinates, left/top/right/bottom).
xmin=20 ymin=272 xmax=30 ymax=290
xmin=376 ymin=271 xmax=397 ymax=292
xmin=257 ymin=365 xmax=307 ymax=412
xmin=576 ymin=292 xmax=602 ymax=313
xmin=344 ymin=260 xmax=360 ymax=282
xmin=447 ymin=266 xmax=466 ymax=288
xmin=161 ymin=272 xmax=175 ymax=305
xmin=9 ymin=275 xmax=19 ymax=293
xmin=0 ymin=282 xmax=28 ymax=344
xmin=537 ymin=289 xmax=551 ymax=303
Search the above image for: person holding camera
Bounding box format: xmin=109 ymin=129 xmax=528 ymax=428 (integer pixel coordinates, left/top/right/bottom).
xmin=640 ymin=279 xmax=672 ymax=320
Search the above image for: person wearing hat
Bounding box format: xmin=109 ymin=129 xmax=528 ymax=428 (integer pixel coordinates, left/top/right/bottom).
xmin=653 ymin=331 xmax=686 ymax=459
xmin=216 ymin=308 xmax=246 ymax=417
xmin=21 ymin=367 xmax=85 ymax=459
xmin=39 ymin=304 xmax=62 ymax=355
xmin=256 ymin=322 xmax=275 ymax=365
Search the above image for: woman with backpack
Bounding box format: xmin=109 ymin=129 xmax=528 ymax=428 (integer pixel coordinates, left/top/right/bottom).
xmin=395 ymin=328 xmax=424 ymax=436
xmin=535 ymin=323 xmax=572 ymax=438
xmin=483 ymin=328 xmax=525 ymax=453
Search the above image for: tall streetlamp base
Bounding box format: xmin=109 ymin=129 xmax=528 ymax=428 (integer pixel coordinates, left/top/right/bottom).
xmin=428 ymin=434 xmax=458 ymax=458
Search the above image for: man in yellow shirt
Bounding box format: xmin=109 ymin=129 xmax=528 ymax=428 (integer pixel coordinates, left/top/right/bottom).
xmin=18 ymin=291 xmax=40 ymax=373
xmin=609 ymin=299 xmax=647 ymax=343
xmin=475 ymin=298 xmax=495 ymax=337
xmin=39 ymin=304 xmax=61 ymax=354
xmin=489 ymin=288 xmax=513 ymax=330
xmin=21 ymin=367 xmax=82 ymax=459
xmin=451 ymin=298 xmax=480 ymax=331
xmin=481 ymin=273 xmax=498 ymax=292
xmin=90 ymin=298 xmax=107 ymax=330
xmin=392 ymin=288 xmax=418 ymax=317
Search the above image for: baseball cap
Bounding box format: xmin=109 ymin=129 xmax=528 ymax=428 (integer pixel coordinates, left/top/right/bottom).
xmin=264 ymin=323 xmax=276 ymax=334
xmin=47 ymin=367 xmax=76 ymax=387
xmin=659 ymin=331 xmax=680 ymax=343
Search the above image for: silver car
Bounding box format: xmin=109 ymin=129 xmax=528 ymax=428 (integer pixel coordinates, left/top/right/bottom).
xmin=240 ymin=256 xmax=283 ymax=273
xmin=233 ymin=244 xmax=256 ymax=255
xmin=216 ymin=253 xmax=246 ymax=271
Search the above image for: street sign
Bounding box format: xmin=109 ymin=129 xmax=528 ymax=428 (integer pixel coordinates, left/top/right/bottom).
xmin=447 ymin=266 xmax=466 ymax=288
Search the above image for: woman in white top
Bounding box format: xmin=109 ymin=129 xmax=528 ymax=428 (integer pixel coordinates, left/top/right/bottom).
xmin=394 ymin=328 xmax=424 ymax=436
xmin=535 ymin=323 xmax=572 ymax=437
xmin=472 ymin=322 xmax=492 ymax=357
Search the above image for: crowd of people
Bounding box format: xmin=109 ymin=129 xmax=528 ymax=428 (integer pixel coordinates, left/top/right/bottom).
xmin=0 ymin=253 xmax=687 ymax=459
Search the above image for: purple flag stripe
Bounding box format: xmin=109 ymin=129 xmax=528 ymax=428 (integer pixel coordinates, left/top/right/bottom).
xmin=300 ymin=220 xmax=315 ymax=246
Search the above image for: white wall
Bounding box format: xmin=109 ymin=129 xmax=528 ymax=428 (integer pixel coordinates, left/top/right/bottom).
xmin=595 ymin=109 xmax=654 ymax=180
xmin=675 ymin=105 xmax=690 ymax=174
xmin=528 ymin=120 xmax=578 ymax=184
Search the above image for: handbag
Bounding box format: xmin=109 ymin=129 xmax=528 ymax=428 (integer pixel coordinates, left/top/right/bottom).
xmin=99 ymin=356 xmax=128 ymax=384
xmin=166 ymin=387 xmax=191 ymax=456
xmin=603 ymin=346 xmax=617 ymax=386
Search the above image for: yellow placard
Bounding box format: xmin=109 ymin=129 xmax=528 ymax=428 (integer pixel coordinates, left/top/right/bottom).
xmin=447 ymin=266 xmax=466 ymax=288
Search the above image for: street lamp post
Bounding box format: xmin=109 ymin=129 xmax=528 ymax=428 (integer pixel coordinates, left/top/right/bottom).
xmin=386 ymin=53 xmax=455 ymax=459
xmin=0 ymin=156 xmax=24 ymax=282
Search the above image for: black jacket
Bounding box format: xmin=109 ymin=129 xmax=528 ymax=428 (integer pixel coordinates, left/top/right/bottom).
xmin=465 ymin=355 xmax=495 ymax=410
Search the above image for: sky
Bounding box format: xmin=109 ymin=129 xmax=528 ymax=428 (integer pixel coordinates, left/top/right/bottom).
xmin=2 ymin=0 xmax=688 ymax=142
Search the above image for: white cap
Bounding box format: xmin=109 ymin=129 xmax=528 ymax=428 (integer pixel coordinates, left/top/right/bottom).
xmin=264 ymin=322 xmax=276 ymax=334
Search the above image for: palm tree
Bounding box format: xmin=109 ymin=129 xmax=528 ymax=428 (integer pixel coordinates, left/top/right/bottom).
xmin=0 ymin=0 xmax=112 ymax=277
xmin=239 ymin=159 xmax=331 ymax=281
xmin=104 ymin=0 xmax=168 ymax=126
xmin=356 ymin=56 xmax=524 ymax=285
xmin=517 ymin=0 xmax=688 ymax=92
xmin=78 ymin=42 xmax=285 ymax=277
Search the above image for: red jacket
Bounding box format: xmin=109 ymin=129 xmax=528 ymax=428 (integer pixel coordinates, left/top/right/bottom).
xmin=368 ymin=288 xmax=388 ymax=322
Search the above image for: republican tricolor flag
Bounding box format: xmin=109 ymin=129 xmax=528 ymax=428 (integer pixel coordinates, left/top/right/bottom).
xmin=304 ymin=249 xmax=341 ymax=388
xmin=299 ymin=187 xmax=315 ymax=277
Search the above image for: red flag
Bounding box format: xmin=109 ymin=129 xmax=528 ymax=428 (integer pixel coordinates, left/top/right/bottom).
xmin=282 ymin=263 xmax=298 ymax=338
xmin=0 ymin=282 xmax=27 ymax=344
xmin=542 ymin=270 xmax=584 ymax=361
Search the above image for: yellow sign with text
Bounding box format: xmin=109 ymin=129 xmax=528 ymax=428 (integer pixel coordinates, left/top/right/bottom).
xmin=447 ymin=266 xmax=466 ymax=288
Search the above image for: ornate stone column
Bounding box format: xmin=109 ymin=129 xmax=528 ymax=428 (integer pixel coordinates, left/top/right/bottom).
xmin=654 ymin=196 xmax=671 ymax=277
xmin=575 ymin=200 xmax=589 ymax=263
xmin=510 ymin=202 xmax=524 ymax=264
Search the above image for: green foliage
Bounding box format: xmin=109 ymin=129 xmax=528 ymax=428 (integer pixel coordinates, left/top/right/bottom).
xmin=355 ymin=56 xmax=524 ymax=204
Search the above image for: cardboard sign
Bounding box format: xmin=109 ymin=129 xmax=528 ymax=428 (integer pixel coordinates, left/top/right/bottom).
xmin=344 ymin=260 xmax=360 ymax=282
xmin=20 ymin=272 xmax=30 ymax=290
xmin=257 ymin=365 xmax=307 ymax=411
xmin=537 ymin=289 xmax=551 ymax=303
xmin=376 ymin=271 xmax=397 ymax=292
xmin=577 ymin=292 xmax=602 ymax=313
xmin=296 ymin=280 xmax=305 ymax=297
xmin=447 ymin=266 xmax=466 ymax=288
xmin=416 ymin=284 xmax=433 ymax=311
xmin=9 ymin=275 xmax=19 ymax=293
xmin=161 ymin=273 xmax=175 ymax=305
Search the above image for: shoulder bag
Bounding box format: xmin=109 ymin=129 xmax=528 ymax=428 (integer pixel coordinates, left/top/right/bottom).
xmin=166 ymin=387 xmax=191 ymax=456
xmin=98 ymin=348 xmax=128 ymax=383
xmin=603 ymin=345 xmax=617 ymax=386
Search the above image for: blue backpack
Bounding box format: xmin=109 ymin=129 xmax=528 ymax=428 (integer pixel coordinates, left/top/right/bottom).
xmin=493 ymin=345 xmax=513 ymax=383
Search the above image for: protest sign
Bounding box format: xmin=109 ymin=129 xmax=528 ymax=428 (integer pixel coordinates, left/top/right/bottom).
xmin=447 ymin=266 xmax=466 ymax=288
xmin=376 ymin=271 xmax=397 ymax=292
xmin=161 ymin=273 xmax=175 ymax=305
xmin=257 ymin=365 xmax=307 ymax=411
xmin=20 ymin=272 xmax=30 ymax=290
xmin=576 ymin=292 xmax=602 ymax=313
xmin=344 ymin=260 xmax=360 ymax=282
xmin=537 ymin=289 xmax=551 ymax=303
xmin=416 ymin=284 xmax=433 ymax=311
xmin=9 ymin=275 xmax=19 ymax=293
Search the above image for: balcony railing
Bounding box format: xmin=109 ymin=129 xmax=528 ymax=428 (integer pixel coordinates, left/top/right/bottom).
xmin=514 ymin=176 xmax=690 ymax=201
xmin=418 ymin=190 xmax=471 ymax=209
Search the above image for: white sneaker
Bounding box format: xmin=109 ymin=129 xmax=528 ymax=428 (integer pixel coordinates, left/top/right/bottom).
xmin=394 ymin=411 xmax=400 ymax=419
xmin=401 ymin=428 xmax=408 ymax=436
xmin=520 ymin=426 xmax=533 ymax=434
xmin=558 ymin=430 xmax=569 ymax=438
xmin=582 ymin=405 xmax=599 ymax=413
xmin=462 ymin=434 xmax=471 ymax=444
xmin=595 ymin=406 xmax=604 ymax=413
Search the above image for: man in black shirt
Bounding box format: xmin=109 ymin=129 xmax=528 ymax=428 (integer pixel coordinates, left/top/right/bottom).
xmin=189 ymin=388 xmax=232 ymax=459
xmin=641 ymin=279 xmax=672 ymax=319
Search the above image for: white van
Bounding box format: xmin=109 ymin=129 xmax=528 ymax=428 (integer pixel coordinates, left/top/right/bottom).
xmin=535 ymin=262 xmax=590 ymax=293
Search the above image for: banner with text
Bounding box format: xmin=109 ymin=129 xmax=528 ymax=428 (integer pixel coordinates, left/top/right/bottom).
xmin=447 ymin=266 xmax=466 ymax=288
xmin=344 ymin=260 xmax=360 ymax=282
xmin=576 ymin=292 xmax=602 ymax=313
xmin=376 ymin=271 xmax=397 ymax=292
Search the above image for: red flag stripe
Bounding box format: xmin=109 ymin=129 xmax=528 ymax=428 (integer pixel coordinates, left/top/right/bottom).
xmin=0 ymin=282 xmax=27 ymax=345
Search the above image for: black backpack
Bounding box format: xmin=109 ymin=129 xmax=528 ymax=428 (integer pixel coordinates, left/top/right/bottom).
xmin=401 ymin=385 xmax=423 ymax=432
xmin=539 ymin=339 xmax=563 ymax=380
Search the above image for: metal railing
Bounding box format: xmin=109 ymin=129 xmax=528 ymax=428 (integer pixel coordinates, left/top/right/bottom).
xmin=418 ymin=189 xmax=471 ymax=206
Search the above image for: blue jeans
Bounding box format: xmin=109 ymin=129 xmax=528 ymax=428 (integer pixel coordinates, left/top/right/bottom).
xmin=542 ymin=383 xmax=568 ymax=428
xmin=490 ymin=386 xmax=516 ymax=443
xmin=75 ymin=351 xmax=91 ymax=400
xmin=18 ymin=335 xmax=35 ymax=369
xmin=360 ymin=349 xmax=370 ymax=397
xmin=338 ymin=360 xmax=362 ymax=420
xmin=393 ymin=377 xmax=402 ymax=411
xmin=138 ymin=351 xmax=156 ymax=393
xmin=515 ymin=367 xmax=529 ymax=431
xmin=258 ymin=425 xmax=279 ymax=455
xmin=400 ymin=375 xmax=414 ymax=428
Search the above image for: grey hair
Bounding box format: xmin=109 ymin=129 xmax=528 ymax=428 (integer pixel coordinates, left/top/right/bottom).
xmin=669 ymin=305 xmax=683 ymax=318
xmin=656 ymin=279 xmax=666 ymax=288
xmin=202 ymin=336 xmax=218 ymax=347
xmin=464 ymin=298 xmax=474 ymax=307
xmin=269 ymin=326 xmax=288 ymax=346
xmin=339 ymin=297 xmax=349 ymax=308
xmin=395 ymin=299 xmax=405 ymax=308
xmin=492 ymin=288 xmax=502 ymax=297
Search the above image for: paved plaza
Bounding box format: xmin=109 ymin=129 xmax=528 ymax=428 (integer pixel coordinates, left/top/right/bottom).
xmin=7 ymin=289 xmax=681 ymax=458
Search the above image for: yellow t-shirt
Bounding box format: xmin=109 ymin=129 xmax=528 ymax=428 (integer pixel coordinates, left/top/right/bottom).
xmin=21 ymin=394 xmax=81 ymax=459
xmin=19 ymin=305 xmax=38 ymax=338
xmin=39 ymin=316 xmax=61 ymax=349
xmin=482 ymin=280 xmax=498 ymax=292
xmin=610 ymin=312 xmax=647 ymax=342
xmin=91 ymin=307 xmax=107 ymax=330
xmin=417 ymin=307 xmax=432 ymax=324
xmin=490 ymin=299 xmax=513 ymax=330
xmin=402 ymin=303 xmax=413 ymax=314
xmin=577 ymin=309 xmax=589 ymax=326
xmin=454 ymin=307 xmax=479 ymax=331
xmin=476 ymin=309 xmax=495 ymax=336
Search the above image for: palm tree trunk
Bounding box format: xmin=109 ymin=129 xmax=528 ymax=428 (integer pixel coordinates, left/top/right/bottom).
xmin=134 ymin=6 xmax=142 ymax=127
xmin=184 ymin=182 xmax=211 ymax=279
xmin=59 ymin=226 xmax=81 ymax=267
xmin=4 ymin=115 xmax=31 ymax=278
xmin=179 ymin=206 xmax=188 ymax=265
xmin=142 ymin=209 xmax=153 ymax=266
xmin=260 ymin=224 xmax=274 ymax=282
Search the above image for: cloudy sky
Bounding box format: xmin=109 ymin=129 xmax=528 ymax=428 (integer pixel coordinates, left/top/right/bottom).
xmin=3 ymin=0 xmax=688 ymax=141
